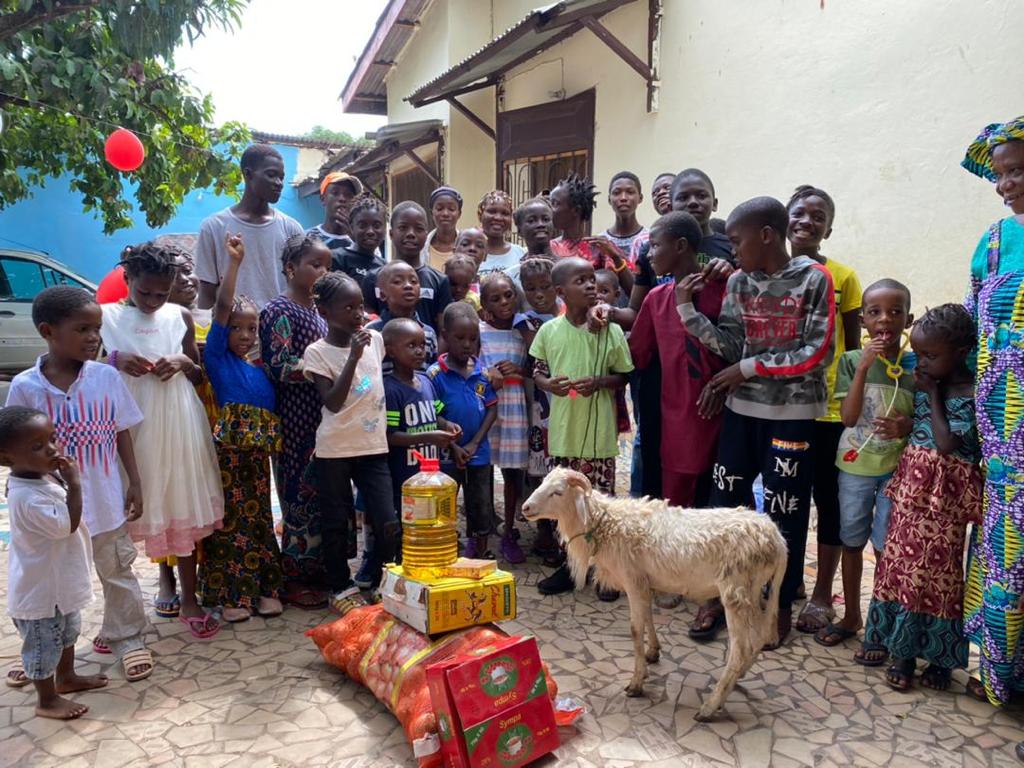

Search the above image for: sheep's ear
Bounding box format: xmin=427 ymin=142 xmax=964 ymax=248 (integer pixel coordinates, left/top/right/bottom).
xmin=573 ymin=488 xmax=589 ymax=527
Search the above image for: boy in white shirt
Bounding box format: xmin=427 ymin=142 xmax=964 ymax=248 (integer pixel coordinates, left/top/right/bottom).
xmin=1 ymin=405 xmax=108 ymax=719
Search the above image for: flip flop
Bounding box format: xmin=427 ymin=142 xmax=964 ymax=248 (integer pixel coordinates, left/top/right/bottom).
xmin=282 ymin=588 xmax=328 ymax=610
xmin=179 ymin=613 xmax=220 ymax=640
xmin=814 ymin=623 xmax=860 ymax=647
xmin=255 ymin=597 xmax=283 ymax=617
xmin=329 ymin=586 xmax=367 ymax=617
xmin=122 ymin=649 xmax=154 ymax=682
xmin=154 ymin=594 xmax=180 ymax=618
xmin=92 ymin=637 xmax=112 ymax=655
xmin=885 ymin=660 xmax=915 ymax=691
xmin=796 ymin=600 xmax=835 ymax=633
xmin=920 ymin=665 xmax=952 ymax=692
xmin=688 ymin=604 xmax=726 ymax=642
xmin=6 ymin=665 xmax=30 ymax=688
xmin=853 ymin=643 xmax=889 ymax=667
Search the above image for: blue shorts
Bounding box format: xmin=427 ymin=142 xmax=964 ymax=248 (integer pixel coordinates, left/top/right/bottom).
xmin=837 ymin=471 xmax=894 ymax=551
xmin=12 ymin=608 xmax=81 ymax=680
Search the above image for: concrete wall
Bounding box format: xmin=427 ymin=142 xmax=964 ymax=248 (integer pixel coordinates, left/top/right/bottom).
xmin=0 ymin=143 xmax=326 ymax=282
xmin=383 ymin=0 xmax=1023 ymax=308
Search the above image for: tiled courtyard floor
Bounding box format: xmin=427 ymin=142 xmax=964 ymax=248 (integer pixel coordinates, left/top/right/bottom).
xmin=0 ymin=460 xmax=1020 ymax=768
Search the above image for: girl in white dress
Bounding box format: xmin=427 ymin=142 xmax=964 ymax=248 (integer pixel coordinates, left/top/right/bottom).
xmin=101 ymin=242 xmax=224 ymax=639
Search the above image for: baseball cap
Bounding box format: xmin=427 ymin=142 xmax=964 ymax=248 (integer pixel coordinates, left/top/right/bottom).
xmin=320 ymin=171 xmax=364 ymax=197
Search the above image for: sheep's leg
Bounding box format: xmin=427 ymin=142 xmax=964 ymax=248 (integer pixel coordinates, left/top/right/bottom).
xmin=644 ymin=594 xmax=660 ymax=664
xmin=624 ymin=586 xmax=648 ymax=697
xmin=696 ymin=600 xmax=755 ymax=721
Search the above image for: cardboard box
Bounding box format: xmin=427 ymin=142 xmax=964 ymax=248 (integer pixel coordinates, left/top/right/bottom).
xmin=428 ymin=637 xmax=559 ymax=768
xmin=381 ymin=565 xmax=516 ymax=635
xmin=440 ymin=558 xmax=498 ymax=580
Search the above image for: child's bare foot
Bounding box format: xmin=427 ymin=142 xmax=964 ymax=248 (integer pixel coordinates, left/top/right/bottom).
xmin=55 ymin=672 xmax=108 ymax=694
xmin=37 ymin=695 xmax=88 ymax=720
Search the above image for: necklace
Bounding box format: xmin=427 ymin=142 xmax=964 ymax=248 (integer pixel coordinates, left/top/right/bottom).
xmin=842 ymin=334 xmax=910 ymax=463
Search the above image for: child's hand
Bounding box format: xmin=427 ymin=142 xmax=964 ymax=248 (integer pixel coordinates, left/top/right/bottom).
xmin=486 ymin=367 xmax=504 ymax=391
xmin=124 ymin=482 xmax=144 ymax=521
xmin=585 ymin=237 xmax=626 ymax=267
xmin=914 ymin=369 xmax=940 ymax=396
xmin=495 ymin=360 xmax=520 ymax=378
xmin=225 ymin=233 xmax=245 ymax=263
xmin=571 ymin=376 xmax=599 ymax=397
xmin=873 ymin=413 xmax=912 ymax=440
xmin=587 ymin=303 xmax=611 ymax=333
xmin=452 ymin=443 xmax=472 ymax=469
xmin=697 ymin=383 xmax=727 ymax=419
xmin=546 ymin=375 xmax=572 ymax=397
xmin=674 ymin=273 xmax=704 ymax=305
xmin=708 ymin=363 xmax=746 ymax=395
xmin=425 ymin=430 xmax=457 ymax=448
xmin=54 ymin=455 xmax=81 ymax=487
xmin=445 ymin=422 xmax=464 ymax=442
xmin=151 ymin=354 xmax=194 ymax=382
xmin=351 ymin=330 xmax=371 ymax=360
xmin=702 ymin=258 xmax=734 ymax=283
xmin=116 ymin=352 xmax=153 ymax=378
xmin=859 ymin=337 xmax=888 ymax=369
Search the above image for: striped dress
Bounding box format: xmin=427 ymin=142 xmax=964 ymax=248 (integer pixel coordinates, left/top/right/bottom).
xmin=479 ymin=321 xmax=529 ymax=469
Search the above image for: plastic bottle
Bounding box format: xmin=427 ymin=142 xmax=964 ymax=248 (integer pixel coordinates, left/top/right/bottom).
xmin=401 ymin=451 xmax=459 ymax=580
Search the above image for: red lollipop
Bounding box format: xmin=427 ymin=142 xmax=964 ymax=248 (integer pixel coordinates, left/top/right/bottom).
xmin=104 ymin=128 xmax=145 ymax=171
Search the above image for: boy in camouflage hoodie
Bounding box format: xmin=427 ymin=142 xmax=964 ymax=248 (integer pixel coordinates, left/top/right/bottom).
xmin=676 ymin=196 xmax=835 ymax=649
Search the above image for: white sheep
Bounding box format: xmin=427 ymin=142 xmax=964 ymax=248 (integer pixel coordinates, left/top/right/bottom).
xmin=522 ymin=467 xmax=788 ymax=721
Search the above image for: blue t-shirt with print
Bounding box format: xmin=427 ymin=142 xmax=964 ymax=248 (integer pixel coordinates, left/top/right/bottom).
xmin=427 ymin=355 xmax=498 ymax=467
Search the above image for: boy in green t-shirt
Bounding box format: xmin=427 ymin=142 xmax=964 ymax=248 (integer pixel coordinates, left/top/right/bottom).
xmin=530 ymin=257 xmax=633 ymax=597
xmin=815 ymin=279 xmax=915 ymax=650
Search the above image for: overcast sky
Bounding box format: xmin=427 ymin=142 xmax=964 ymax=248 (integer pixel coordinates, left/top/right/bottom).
xmin=173 ymin=0 xmax=389 ymax=138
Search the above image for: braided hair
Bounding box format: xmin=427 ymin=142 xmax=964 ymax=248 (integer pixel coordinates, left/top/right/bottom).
xmin=477 ymin=190 xmax=514 ymax=220
xmin=348 ymin=193 xmax=388 ymax=225
xmin=281 ymin=233 xmax=320 ymax=276
xmin=556 ymin=173 xmax=598 ymax=222
xmin=312 ymin=271 xmax=359 ymax=311
xmin=914 ymin=303 xmax=976 ymax=352
xmin=518 ymin=256 xmax=554 ymax=283
xmin=119 ymin=241 xmax=181 ymax=280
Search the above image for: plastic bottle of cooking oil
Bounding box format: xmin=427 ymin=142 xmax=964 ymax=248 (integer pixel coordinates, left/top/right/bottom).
xmin=401 ymin=451 xmax=458 ymax=580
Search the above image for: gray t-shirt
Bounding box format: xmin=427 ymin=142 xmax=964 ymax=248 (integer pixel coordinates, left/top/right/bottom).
xmin=195 ymin=207 xmax=303 ymax=308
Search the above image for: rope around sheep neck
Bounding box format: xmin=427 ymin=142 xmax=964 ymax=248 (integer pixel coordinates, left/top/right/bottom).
xmin=563 ymin=494 xmax=606 ymax=554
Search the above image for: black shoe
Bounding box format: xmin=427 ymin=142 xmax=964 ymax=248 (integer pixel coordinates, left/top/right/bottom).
xmin=597 ymin=586 xmax=621 ymax=602
xmin=538 ymin=564 xmax=574 ymax=595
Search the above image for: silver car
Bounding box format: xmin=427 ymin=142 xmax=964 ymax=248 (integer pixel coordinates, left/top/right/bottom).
xmin=0 ymin=248 xmax=98 ymax=376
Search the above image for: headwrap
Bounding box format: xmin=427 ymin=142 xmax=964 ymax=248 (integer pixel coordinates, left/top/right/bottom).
xmin=319 ymin=171 xmax=363 ymax=197
xmin=962 ymin=117 xmax=1024 ymax=182
xmin=429 ymin=185 xmax=463 ymax=209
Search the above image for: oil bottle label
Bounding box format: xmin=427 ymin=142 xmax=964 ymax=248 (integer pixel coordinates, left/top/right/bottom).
xmin=401 ymin=490 xmax=455 ymax=524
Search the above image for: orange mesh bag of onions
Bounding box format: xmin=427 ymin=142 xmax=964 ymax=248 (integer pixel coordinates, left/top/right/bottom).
xmin=307 ymin=604 xmax=559 ymax=767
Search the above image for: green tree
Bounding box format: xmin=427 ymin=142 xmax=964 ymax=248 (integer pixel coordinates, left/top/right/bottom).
xmin=0 ymin=1 xmax=251 ymax=233
xmin=306 ymin=125 xmax=373 ymax=148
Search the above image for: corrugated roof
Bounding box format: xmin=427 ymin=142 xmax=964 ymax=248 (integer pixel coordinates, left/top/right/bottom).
xmin=251 ymin=130 xmax=355 ymax=150
xmin=341 ymin=0 xmax=434 ymax=115
xmin=406 ymin=0 xmax=634 ymax=107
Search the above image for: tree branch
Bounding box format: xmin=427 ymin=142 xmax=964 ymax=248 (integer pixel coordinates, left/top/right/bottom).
xmin=0 ymin=1 xmax=109 ymax=40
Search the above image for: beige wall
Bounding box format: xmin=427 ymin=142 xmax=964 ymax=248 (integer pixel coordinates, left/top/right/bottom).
xmin=385 ymin=0 xmax=1022 ymax=307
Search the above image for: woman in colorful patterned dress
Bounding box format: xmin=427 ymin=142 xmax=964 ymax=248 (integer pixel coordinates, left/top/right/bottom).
xmin=259 ymin=235 xmax=331 ymax=607
xmin=862 ymin=305 xmax=983 ymax=691
xmin=961 ymin=117 xmax=1024 ymax=707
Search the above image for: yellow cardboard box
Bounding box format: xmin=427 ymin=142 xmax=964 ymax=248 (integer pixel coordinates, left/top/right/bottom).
xmin=381 ymin=565 xmax=516 ymax=635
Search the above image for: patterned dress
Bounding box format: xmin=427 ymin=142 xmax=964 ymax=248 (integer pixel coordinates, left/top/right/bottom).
xmin=478 ymin=321 xmax=529 ymax=469
xmin=259 ymin=295 xmax=328 ymax=588
xmin=864 ymin=392 xmax=983 ymax=669
xmin=964 ymin=217 xmax=1024 ymax=705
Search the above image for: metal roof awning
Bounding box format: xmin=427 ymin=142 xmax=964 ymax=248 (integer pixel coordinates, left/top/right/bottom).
xmin=406 ymin=0 xmax=657 ymax=119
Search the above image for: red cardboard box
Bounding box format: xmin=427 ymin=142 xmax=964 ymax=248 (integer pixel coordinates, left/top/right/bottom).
xmin=427 ymin=637 xmax=559 ymax=768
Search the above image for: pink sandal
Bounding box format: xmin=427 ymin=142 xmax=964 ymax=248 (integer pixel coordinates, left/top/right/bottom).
xmin=93 ymin=637 xmax=112 ymax=655
xmin=178 ymin=613 xmax=220 ymax=640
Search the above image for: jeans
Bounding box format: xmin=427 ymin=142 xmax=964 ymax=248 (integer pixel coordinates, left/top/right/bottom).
xmin=13 ymin=608 xmax=81 ymax=680
xmin=708 ymin=410 xmax=815 ymax=611
xmin=838 ymin=470 xmax=894 ymax=551
xmin=315 ymin=454 xmax=397 ymax=592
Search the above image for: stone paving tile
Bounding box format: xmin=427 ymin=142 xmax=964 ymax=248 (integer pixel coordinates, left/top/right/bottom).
xmin=1 ymin=459 xmax=1021 ymax=767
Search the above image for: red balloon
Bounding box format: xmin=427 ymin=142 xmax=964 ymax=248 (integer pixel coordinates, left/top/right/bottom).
xmin=104 ymin=128 xmax=145 ymax=172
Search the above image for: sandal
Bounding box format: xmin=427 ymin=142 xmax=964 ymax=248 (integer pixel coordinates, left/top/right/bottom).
xmin=329 ymin=586 xmax=368 ymax=617
xmin=6 ymin=665 xmax=30 ymax=688
xmin=256 ymin=597 xmax=283 ymax=617
xmin=283 ymin=588 xmax=328 ymax=610
xmin=688 ymin=602 xmax=726 ymax=642
xmin=885 ymin=659 xmax=916 ymax=691
xmin=853 ymin=643 xmax=888 ymax=667
xmin=154 ymin=594 xmax=180 ymax=619
xmin=122 ymin=649 xmax=154 ymax=682
xmin=92 ymin=637 xmax=112 ymax=655
xmin=222 ymin=607 xmax=252 ymax=623
xmin=814 ymin=622 xmax=860 ymax=647
xmin=796 ymin=600 xmax=835 ymax=633
xmin=965 ymin=677 xmax=988 ymax=702
xmin=179 ymin=613 xmax=220 ymax=640
xmin=920 ymin=665 xmax=952 ymax=692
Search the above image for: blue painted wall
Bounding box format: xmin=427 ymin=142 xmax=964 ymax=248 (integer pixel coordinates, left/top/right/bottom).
xmin=0 ymin=143 xmax=323 ymax=282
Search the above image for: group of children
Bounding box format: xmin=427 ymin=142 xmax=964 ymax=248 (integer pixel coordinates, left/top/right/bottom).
xmin=2 ymin=163 xmax=988 ymax=720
